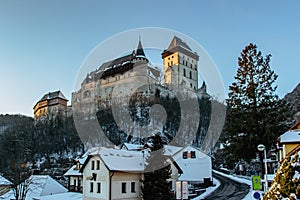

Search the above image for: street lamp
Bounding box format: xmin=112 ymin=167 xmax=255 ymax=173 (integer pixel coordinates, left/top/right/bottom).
xmin=257 ymin=144 xmax=268 ymax=193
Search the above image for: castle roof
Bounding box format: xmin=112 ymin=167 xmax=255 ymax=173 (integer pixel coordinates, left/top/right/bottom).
xmin=82 ymin=39 xmax=149 ymax=84
xmin=136 ymin=38 xmax=145 ymax=57
xmin=40 ymin=90 xmax=68 ymax=102
xmin=162 ymin=36 xmax=199 ymax=60
xmin=33 ymin=90 xmax=68 ymax=110
xmin=167 ymin=36 xmax=192 ymax=51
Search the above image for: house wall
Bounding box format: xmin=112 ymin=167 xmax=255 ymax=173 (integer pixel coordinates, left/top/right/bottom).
xmin=83 ymin=156 xmax=143 ymax=200
xmin=174 ymin=146 xmax=212 ymax=183
xmin=283 ymin=143 xmax=299 ymax=157
xmin=111 ymin=172 xmax=141 ymax=200
xmin=168 ymin=160 xmax=180 ymax=192
xmin=83 ymin=156 xmax=109 ymax=200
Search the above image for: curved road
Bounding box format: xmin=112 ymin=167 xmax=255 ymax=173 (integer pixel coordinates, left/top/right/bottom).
xmin=204 ymin=172 xmax=250 ymax=200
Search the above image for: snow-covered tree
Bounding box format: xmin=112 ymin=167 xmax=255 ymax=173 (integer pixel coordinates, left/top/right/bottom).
xmin=264 ymin=151 xmax=300 ymax=199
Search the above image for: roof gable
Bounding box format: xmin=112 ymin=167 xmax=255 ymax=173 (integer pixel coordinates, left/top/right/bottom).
xmin=167 ymin=36 xmax=192 ymax=51
xmin=40 ymin=91 xmax=68 ymax=101
xmin=81 ymin=147 xmax=144 ymax=173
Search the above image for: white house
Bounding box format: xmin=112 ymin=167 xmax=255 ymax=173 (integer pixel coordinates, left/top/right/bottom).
xmin=164 ymin=145 xmax=213 ymax=186
xmin=80 ymin=147 xmax=182 ymax=200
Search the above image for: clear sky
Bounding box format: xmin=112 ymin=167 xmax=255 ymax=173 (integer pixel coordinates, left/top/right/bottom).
xmin=0 ymin=1 xmax=299 ymax=117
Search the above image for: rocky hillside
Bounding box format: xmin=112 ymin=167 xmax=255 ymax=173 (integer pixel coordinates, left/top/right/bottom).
xmin=283 ymin=83 xmax=300 ymax=121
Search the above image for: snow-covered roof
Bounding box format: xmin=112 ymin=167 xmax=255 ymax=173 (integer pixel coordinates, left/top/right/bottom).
xmin=39 ymin=192 xmax=82 ymax=200
xmin=77 ymin=157 xmax=87 ymax=165
xmin=121 ymin=143 xmax=144 ymax=151
xmin=0 ymin=175 xmax=12 ymax=185
xmin=87 ymin=147 xmax=145 ymax=172
xmin=26 ymin=175 xmax=67 ymax=198
xmin=280 ymin=129 xmax=300 ymax=143
xmin=64 ymin=165 xmax=82 ymax=177
xmin=0 ymin=175 xmax=67 ymax=199
xmin=164 ymin=145 xmax=183 ymax=156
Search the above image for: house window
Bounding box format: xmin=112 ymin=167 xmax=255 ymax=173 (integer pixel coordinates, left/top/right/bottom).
xmin=97 ymin=182 xmax=101 ymax=193
xmin=183 ymin=151 xmax=188 ymax=159
xmin=122 ymin=182 xmax=127 ymax=193
xmin=96 ymin=160 xmax=100 ymax=170
xmin=191 ymin=151 xmax=196 ymax=158
xmin=131 ymin=182 xmax=136 ymax=193
xmin=91 ymin=161 xmax=95 ymax=170
xmin=190 ymin=71 xmax=192 ymax=79
xmin=183 ymin=69 xmax=186 ymax=77
xmin=171 ymin=61 xmax=173 ymax=66
xmin=90 ymin=182 xmax=94 ymax=193
xmin=74 ymin=179 xmax=77 ymax=186
xmin=78 ymin=179 xmax=81 ymax=187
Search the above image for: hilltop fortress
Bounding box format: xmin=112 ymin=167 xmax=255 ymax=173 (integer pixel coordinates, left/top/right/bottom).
xmin=71 ymin=36 xmax=208 ymax=117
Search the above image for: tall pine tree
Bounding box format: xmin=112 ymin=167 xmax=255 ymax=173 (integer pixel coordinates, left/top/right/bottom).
xmin=223 ymin=43 xmax=291 ymax=165
xmin=141 ymin=134 xmax=173 ymax=200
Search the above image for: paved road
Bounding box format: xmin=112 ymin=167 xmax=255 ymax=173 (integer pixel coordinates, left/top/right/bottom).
xmin=204 ymin=172 xmax=250 ymax=200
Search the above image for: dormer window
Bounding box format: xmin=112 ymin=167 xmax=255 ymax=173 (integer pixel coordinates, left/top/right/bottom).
xmin=191 ymin=151 xmax=196 ymax=158
xmin=183 ymin=151 xmax=188 ymax=159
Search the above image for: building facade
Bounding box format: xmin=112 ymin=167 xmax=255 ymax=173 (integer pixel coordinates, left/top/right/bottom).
xmin=277 ymin=121 xmax=300 ymax=161
xmin=162 ymin=36 xmax=199 ymax=90
xmin=33 ymin=90 xmax=69 ymax=119
xmin=80 ymin=147 xmax=181 ymax=200
xmin=72 ymin=39 xmax=161 ymax=116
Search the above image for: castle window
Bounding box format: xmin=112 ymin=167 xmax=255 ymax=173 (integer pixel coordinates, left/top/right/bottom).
xmin=190 ymin=71 xmax=192 ymax=79
xmin=171 ymin=61 xmax=173 ymax=66
xmin=183 ymin=68 xmax=186 ymax=77
xmin=190 ymin=83 xmax=192 ymax=88
xmin=83 ymin=90 xmax=91 ymax=98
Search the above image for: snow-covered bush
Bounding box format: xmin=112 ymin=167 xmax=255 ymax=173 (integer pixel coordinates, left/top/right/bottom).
xmin=263 ymin=151 xmax=300 ymax=200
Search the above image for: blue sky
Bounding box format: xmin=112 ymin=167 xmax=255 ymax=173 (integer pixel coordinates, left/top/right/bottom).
xmin=0 ymin=1 xmax=299 ymax=117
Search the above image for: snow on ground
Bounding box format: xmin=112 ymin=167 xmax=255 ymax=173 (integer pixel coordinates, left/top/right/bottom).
xmin=191 ymin=178 xmax=220 ymax=200
xmin=40 ymin=192 xmax=82 ymax=200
